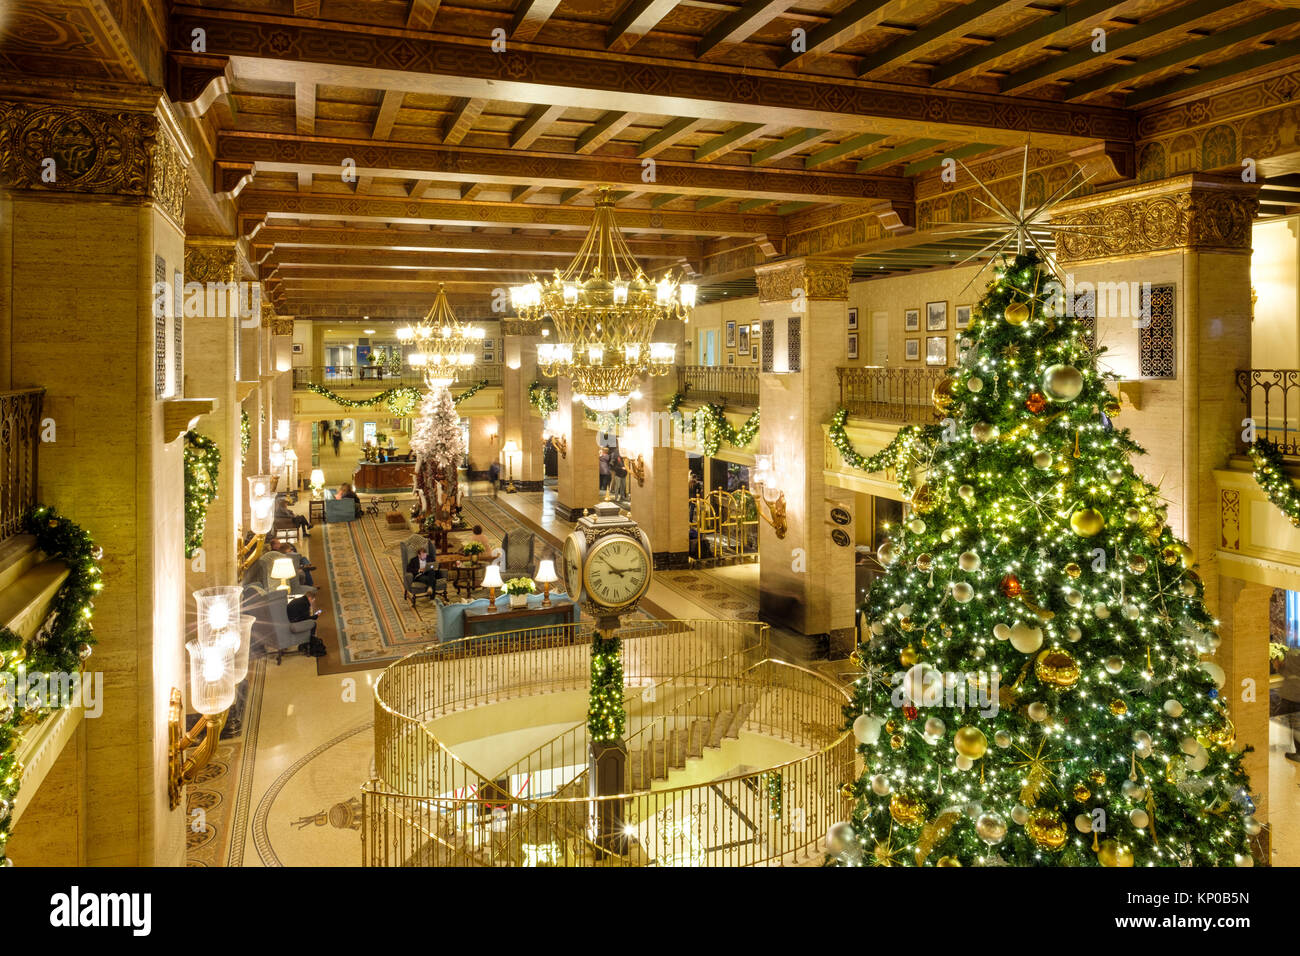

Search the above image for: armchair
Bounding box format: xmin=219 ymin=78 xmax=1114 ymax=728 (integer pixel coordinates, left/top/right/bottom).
xmin=502 ymin=529 xmax=535 ymax=578
xmin=323 ymin=488 xmax=360 ymax=523
xmin=241 ymin=585 xmax=316 ymax=664
xmin=400 ymin=534 xmax=445 ymax=607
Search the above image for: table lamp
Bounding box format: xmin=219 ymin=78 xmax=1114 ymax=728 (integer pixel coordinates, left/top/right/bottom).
xmin=535 ymin=559 xmax=557 ymax=606
xmin=481 ymin=564 xmax=503 ymax=610
xmin=310 ymin=468 xmax=325 ymax=497
xmin=270 ymin=557 xmax=296 ymax=592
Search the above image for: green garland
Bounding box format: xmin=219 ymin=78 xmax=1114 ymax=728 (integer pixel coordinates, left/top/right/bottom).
xmin=587 ymin=633 xmax=626 ymax=743
xmin=528 ymin=380 xmax=558 ymax=416
xmin=183 ymin=431 xmax=221 ymax=559
xmin=1250 ymin=438 xmax=1300 ymax=527
xmin=304 ymin=379 xmax=488 ymax=417
xmin=827 ymin=407 xmax=941 ymax=495
xmin=667 ymin=393 xmax=759 ymax=456
xmin=240 ymin=410 xmax=250 ymax=460
xmin=0 ymin=506 xmax=101 ymax=863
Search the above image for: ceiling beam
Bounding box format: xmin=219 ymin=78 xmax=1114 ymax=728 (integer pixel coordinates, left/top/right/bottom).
xmin=294 ymin=81 xmax=315 ymax=135
xmin=576 ymin=111 xmax=636 ymax=154
xmin=903 ymin=143 xmax=997 ymax=175
xmin=443 ymin=97 xmax=486 ymax=146
xmin=856 ymin=139 xmax=945 ymax=172
xmin=694 ymin=122 xmax=767 ymax=163
xmin=779 ymin=0 xmax=895 ymax=70
xmin=697 ymin=0 xmax=800 ymax=60
xmin=856 ymin=0 xmax=1026 ymax=79
xmin=252 ymin=225 xmax=702 ymax=258
xmin=638 ymin=117 xmax=710 ymax=158
xmin=405 ymin=0 xmax=441 ymax=30
xmin=372 ymin=90 xmax=404 ymax=140
xmin=511 ymin=183 xmax=546 ymax=202
xmin=407 ymin=178 xmax=435 ymax=198
xmin=510 ymin=0 xmax=564 ymax=42
xmin=510 ymin=103 xmax=566 ymax=149
xmin=1064 ymin=9 xmax=1300 ymax=100
xmin=751 ymin=128 xmax=833 ymax=165
xmin=297 ymin=170 xmax=313 ymax=192
xmin=607 ymin=0 xmax=680 ymax=53
xmin=805 ymin=132 xmax=886 ymax=169
xmin=293 ymin=0 xmax=321 ymax=16
xmin=172 ymin=11 xmax=1132 ymax=148
xmin=1125 ymin=37 xmax=1300 ymax=107
xmin=238 ymin=192 xmax=785 ymax=237
xmin=218 ymin=130 xmax=915 ymax=203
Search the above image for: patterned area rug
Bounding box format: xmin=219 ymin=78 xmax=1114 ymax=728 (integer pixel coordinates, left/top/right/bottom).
xmin=459 ymin=494 xmax=559 ymax=564
xmin=653 ymin=569 xmax=759 ymax=619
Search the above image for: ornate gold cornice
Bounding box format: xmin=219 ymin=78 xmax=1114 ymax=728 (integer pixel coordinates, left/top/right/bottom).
xmin=754 ymin=258 xmax=853 ymax=303
xmin=0 ymin=100 xmax=187 ymax=223
xmin=261 ymin=301 xmax=277 ymax=330
xmin=501 ymin=319 xmax=544 ymax=337
xmin=269 ymin=317 xmax=295 ymax=336
xmin=1051 ymin=174 xmax=1258 ymax=264
xmin=184 ymin=242 xmax=239 ymax=284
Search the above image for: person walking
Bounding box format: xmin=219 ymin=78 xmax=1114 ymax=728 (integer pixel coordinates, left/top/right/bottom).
xmin=598 ymin=446 xmax=611 ymax=492
xmin=609 ymin=453 xmax=628 ymax=501
xmin=331 ymin=425 xmax=342 ymax=457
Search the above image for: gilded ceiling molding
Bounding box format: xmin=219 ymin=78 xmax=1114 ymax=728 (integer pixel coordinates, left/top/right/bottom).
xmin=754 ymin=259 xmax=853 ymax=303
xmin=269 ymin=317 xmax=295 ymax=336
xmin=501 ymin=319 xmax=544 ymax=336
xmin=184 ymin=242 xmax=239 ymax=285
xmin=1051 ymin=174 xmax=1258 ymax=265
xmin=0 ymin=100 xmax=188 ymax=224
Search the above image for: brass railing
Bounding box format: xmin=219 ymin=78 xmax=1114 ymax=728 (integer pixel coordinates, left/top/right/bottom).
xmin=363 ymin=620 xmax=853 ymax=866
xmin=294 ymin=364 xmax=504 ymax=390
xmin=1237 ymin=369 xmax=1300 ymax=456
xmin=1 ymin=389 xmax=43 ymax=544
xmin=677 ymin=365 xmax=760 ymax=408
xmin=837 ymin=366 xmax=950 ymax=423
xmin=689 ymin=489 xmax=758 ymax=566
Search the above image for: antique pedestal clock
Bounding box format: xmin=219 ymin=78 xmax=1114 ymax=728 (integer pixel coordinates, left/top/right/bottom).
xmin=561 ymin=501 xmax=652 ymax=853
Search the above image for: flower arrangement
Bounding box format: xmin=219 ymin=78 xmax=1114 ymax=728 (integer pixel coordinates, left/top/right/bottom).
xmin=503 ymin=577 xmax=536 ymax=596
xmin=461 ymin=541 xmax=485 ymax=558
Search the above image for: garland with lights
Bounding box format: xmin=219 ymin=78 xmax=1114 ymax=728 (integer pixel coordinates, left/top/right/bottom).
xmin=667 ymin=393 xmax=759 ymax=456
xmin=304 ymin=380 xmax=488 ymax=418
xmin=587 ymin=632 xmax=626 ymax=743
xmin=1249 ymin=438 xmax=1300 ymax=527
xmin=0 ymin=506 xmax=101 ymax=864
xmin=828 ymin=409 xmax=942 ymax=496
xmin=183 ymin=431 xmax=220 ymax=559
xmin=836 ymin=252 xmax=1255 ymax=869
xmin=240 ymin=410 xmax=251 ymax=460
xmin=528 ymin=381 xmax=558 ymax=416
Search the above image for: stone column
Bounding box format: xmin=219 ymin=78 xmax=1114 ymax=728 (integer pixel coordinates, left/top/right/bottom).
xmin=554 ymin=378 xmax=601 ymax=522
xmin=754 ymin=258 xmax=857 ymax=649
xmin=1 ymin=95 xmax=192 ymax=865
xmin=628 ymin=319 xmax=690 ymax=567
xmin=268 ymin=312 xmax=295 ymax=488
xmin=502 ymin=319 xmax=546 ymax=489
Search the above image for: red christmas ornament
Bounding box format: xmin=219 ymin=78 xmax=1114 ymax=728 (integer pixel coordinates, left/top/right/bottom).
xmin=1025 ymin=392 xmax=1048 ymax=414
xmin=1000 ymin=574 xmax=1023 ymax=598
xmin=903 ymin=705 xmax=919 ymax=721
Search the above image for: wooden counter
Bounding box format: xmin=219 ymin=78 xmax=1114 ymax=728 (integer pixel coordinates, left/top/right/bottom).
xmin=353 ymin=459 xmax=415 ymax=493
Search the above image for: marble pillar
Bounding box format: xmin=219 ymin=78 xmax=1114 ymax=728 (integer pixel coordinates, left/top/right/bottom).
xmin=628 ymin=319 xmax=690 ymax=567
xmin=554 ymin=377 xmax=601 ymax=522
xmin=502 ymin=321 xmax=546 ymax=490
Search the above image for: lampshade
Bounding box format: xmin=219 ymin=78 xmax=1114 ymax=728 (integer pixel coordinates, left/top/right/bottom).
xmin=270 ymin=557 xmax=296 ymax=588
xmin=310 ymin=468 xmax=325 ymax=488
xmin=186 ymin=639 xmax=236 ymax=716
xmin=194 ymin=586 xmax=242 ymax=634
xmin=481 ymin=564 xmax=504 ymax=589
xmin=503 ymin=439 xmax=519 ymax=454
xmin=535 ymin=559 xmax=557 ymax=584
xmin=228 ymin=614 xmax=254 ymax=682
xmin=277 ymin=419 xmax=290 ymax=442
xmin=247 ymin=475 xmax=277 ymax=534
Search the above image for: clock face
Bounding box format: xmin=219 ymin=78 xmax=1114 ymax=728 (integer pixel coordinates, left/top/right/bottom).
xmin=583 ymin=534 xmax=651 ymax=609
xmin=563 ymin=534 xmax=584 ymax=601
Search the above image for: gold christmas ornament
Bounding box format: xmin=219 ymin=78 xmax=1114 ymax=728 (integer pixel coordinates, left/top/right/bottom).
xmin=1064 ymin=562 xmax=1081 ymax=579
xmin=1175 ymin=542 xmax=1194 ymax=567
xmin=1034 ymin=648 xmax=1080 ymax=688
xmin=889 ymin=792 xmax=927 ymax=827
xmin=1070 ymin=508 xmax=1106 ymax=537
xmin=890 ymin=734 xmax=904 ymax=749
xmin=1005 ymin=301 xmax=1031 ymax=325
xmin=900 ymin=645 xmax=919 ymax=665
xmin=953 ymin=726 xmax=988 ymax=759
xmin=900 ymin=618 xmax=915 ymax=632
xmin=885 ymin=719 xmax=898 ymax=734
xmin=1088 ymin=769 xmax=1107 ymax=786
xmin=916 ymin=552 xmax=933 ymax=572
xmin=849 ymin=649 xmax=862 ymax=668
xmin=1109 ymin=698 xmax=1128 ymax=716
xmin=932 ymin=377 xmax=956 ymax=414
xmin=1025 ymin=809 xmax=1068 ymax=852
xmin=840 ymin=782 xmax=856 ymax=800
xmin=1043 ymin=364 xmax=1084 ymax=402
xmin=1097 ymin=839 xmax=1135 ymax=867
xmin=935 ymin=856 xmax=962 ymax=867
xmin=1072 ymin=782 xmax=1091 ymax=803
xmin=1128 ymin=554 xmax=1148 ymax=574
xmin=1160 ymin=545 xmax=1180 ymax=566
xmin=910 ymin=483 xmax=937 ymax=514
xmin=1104 ymin=400 xmax=1122 ymax=418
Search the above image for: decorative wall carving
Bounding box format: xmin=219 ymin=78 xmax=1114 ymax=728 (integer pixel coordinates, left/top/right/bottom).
xmin=0 ymin=101 xmax=187 ymax=223
xmin=501 ymin=319 xmax=543 ymax=336
xmin=1052 ymin=176 xmax=1257 ymax=264
xmin=154 ymin=254 xmax=167 ymax=401
xmin=754 ymin=259 xmax=852 ymax=303
xmin=1139 ymin=283 xmax=1176 ymax=379
xmin=184 ymin=243 xmax=239 ymax=284
xmin=787 ymin=317 xmax=801 ymax=373
xmin=761 ymin=319 xmax=774 ymax=373
xmin=269 ymin=317 xmax=295 ymax=336
xmin=1221 ymin=489 xmax=1240 ymax=551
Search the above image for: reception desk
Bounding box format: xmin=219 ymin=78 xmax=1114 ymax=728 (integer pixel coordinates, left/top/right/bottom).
xmin=352 ymin=459 xmax=415 ymax=493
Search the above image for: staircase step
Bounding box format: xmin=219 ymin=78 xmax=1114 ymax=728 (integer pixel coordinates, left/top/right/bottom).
xmin=707 ymin=712 xmax=733 ymax=748
xmin=0 ymin=535 xmax=70 ymax=640
xmin=669 ymin=728 xmax=688 ymax=769
xmin=686 ymin=719 xmax=706 ymax=758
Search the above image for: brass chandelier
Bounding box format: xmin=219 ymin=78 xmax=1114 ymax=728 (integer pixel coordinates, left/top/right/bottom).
xmin=509 ymin=187 xmax=696 ymax=411
xmin=397 ymin=283 xmax=485 ymax=389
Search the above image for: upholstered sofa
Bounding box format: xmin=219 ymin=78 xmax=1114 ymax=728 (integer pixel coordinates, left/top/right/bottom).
xmin=323 ymin=488 xmax=360 ymax=523
xmin=434 ymin=591 xmax=578 ymax=642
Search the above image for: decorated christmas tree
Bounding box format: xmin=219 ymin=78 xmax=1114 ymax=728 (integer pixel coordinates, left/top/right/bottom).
xmin=835 ymin=251 xmax=1256 ymax=868
xmin=411 ymin=385 xmax=464 ymax=521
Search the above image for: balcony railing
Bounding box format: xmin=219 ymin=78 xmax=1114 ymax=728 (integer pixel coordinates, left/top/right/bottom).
xmin=293 ymin=364 xmax=504 ymax=390
xmin=837 ymin=366 xmax=951 ymax=424
xmin=1 ymin=388 xmax=44 ymax=544
xmin=676 ymin=365 xmax=759 ymax=407
xmin=1238 ymin=369 xmax=1300 ymax=456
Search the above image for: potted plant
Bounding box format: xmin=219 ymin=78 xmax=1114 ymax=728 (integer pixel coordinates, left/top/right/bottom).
xmin=503 ymin=576 xmax=536 ymax=608
xmin=461 ymin=541 xmax=485 ymax=565
xmin=1271 ymin=641 xmax=1288 ymax=675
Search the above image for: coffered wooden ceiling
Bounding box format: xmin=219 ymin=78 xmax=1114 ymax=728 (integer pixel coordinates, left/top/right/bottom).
xmin=5 ymin=0 xmax=1300 ymax=319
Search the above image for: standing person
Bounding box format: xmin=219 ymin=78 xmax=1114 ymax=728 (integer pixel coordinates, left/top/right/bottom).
xmin=331 ymin=425 xmax=342 ymax=457
xmin=598 ymin=446 xmax=611 ymax=492
xmin=488 ymin=460 xmax=501 ymax=499
xmin=610 ymin=453 xmax=628 ymax=500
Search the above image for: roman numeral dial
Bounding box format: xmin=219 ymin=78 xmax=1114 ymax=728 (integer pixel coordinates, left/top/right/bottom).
xmin=583 ymin=534 xmax=651 ymax=610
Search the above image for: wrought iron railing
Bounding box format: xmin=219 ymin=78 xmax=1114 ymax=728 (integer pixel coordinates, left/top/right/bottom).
xmin=363 ymin=619 xmax=853 ymax=866
xmin=1 ymin=389 xmax=43 ymax=544
xmin=1237 ymin=369 xmax=1300 ymax=456
xmin=293 ymin=364 xmax=504 ymax=389
xmin=837 ymin=366 xmax=951 ymax=424
xmin=677 ymin=365 xmax=760 ymax=408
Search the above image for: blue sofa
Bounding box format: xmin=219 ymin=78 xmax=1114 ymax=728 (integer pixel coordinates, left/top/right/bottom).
xmin=323 ymin=488 xmax=360 ymax=523
xmin=435 ymin=591 xmax=579 ymax=642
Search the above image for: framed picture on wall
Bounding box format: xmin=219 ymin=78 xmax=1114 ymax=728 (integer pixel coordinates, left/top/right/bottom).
xmin=738 ymin=326 xmax=750 ymax=352
xmin=905 ymin=338 xmax=920 ymax=361
xmin=726 ymin=321 xmax=736 ymax=348
xmin=955 ymin=304 xmax=972 ymax=329
xmin=751 ymin=345 xmax=758 ymax=361
xmin=926 ymin=300 xmax=948 ymax=331
xmin=848 ymin=307 xmax=858 ymax=330
xmin=292 ymin=342 xmax=304 ymax=354
xmin=926 ymin=335 xmax=948 ymax=366
xmin=728 ymin=352 xmax=735 ymax=365
xmin=483 ymin=350 xmax=494 ymax=363
xmin=905 ymin=308 xmax=920 ymax=332
xmin=847 ymin=332 xmax=859 ymax=360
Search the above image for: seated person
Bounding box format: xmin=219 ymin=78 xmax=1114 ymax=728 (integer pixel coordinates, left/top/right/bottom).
xmin=467 ymin=525 xmax=501 ymax=562
xmin=275 ymin=494 xmax=312 ymax=537
xmin=287 ymin=592 xmax=326 ymax=657
xmin=406 ymin=545 xmax=443 ymax=590
xmin=275 ymin=540 xmax=316 ymax=588
xmin=337 ymin=482 xmax=362 ymax=517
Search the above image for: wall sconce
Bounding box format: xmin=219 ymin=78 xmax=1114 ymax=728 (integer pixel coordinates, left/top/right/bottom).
xmin=750 ymin=453 xmax=788 ymax=540
xmin=535 ymin=559 xmax=558 ymax=606
xmin=169 ymin=589 xmax=251 ymax=810
xmin=242 ymin=474 xmax=277 ymax=571
xmin=481 ymin=564 xmax=503 ymax=610
xmin=629 ymin=454 xmax=646 ymax=487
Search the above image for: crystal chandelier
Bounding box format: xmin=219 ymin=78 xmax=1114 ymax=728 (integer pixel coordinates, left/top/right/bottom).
xmin=397 ymin=283 xmax=485 ymax=389
xmin=510 ymin=187 xmax=695 ymax=411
